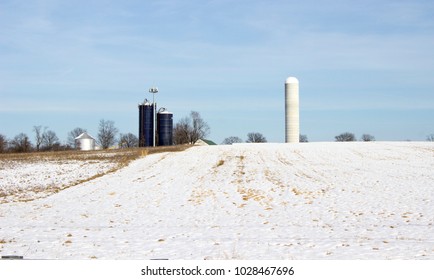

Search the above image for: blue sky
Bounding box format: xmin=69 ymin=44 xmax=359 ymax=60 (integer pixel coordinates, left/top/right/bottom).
xmin=1 ymin=0 xmax=433 ymax=144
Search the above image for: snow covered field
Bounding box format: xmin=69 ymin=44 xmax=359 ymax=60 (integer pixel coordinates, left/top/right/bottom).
xmin=0 ymin=142 xmax=433 ymax=259
xmin=0 ymin=151 xmax=132 ymax=203
xmin=0 ymin=160 xmax=117 ymax=203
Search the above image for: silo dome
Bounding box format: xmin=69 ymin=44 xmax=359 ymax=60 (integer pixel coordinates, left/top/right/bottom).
xmin=285 ymin=77 xmax=299 ymax=84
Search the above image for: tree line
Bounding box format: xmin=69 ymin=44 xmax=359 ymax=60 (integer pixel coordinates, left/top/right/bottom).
xmin=2 ymin=116 xmax=433 ymax=153
xmin=334 ymin=132 xmax=434 ymax=142
xmin=222 ymin=132 xmax=434 ymax=144
xmin=0 ymin=111 xmax=211 ymax=153
xmin=335 ymin=132 xmax=374 ymax=142
xmin=0 ymin=119 xmax=138 ymax=153
xmin=221 ymin=133 xmax=309 ymax=144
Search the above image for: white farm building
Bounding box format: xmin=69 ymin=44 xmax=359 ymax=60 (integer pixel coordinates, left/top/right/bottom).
xmin=75 ymin=132 xmax=96 ymax=151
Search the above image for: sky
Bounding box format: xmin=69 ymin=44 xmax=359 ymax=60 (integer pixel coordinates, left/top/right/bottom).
xmin=1 ymin=0 xmax=433 ymax=144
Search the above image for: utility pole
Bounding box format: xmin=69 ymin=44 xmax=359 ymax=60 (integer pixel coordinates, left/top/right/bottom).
xmin=149 ymin=86 xmax=159 ymax=147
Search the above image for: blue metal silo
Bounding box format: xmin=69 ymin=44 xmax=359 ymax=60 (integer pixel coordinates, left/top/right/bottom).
xmin=157 ymin=108 xmax=173 ymax=146
xmin=138 ymin=100 xmax=154 ymax=147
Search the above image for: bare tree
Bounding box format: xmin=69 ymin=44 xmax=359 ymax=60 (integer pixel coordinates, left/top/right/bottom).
xmin=361 ymin=134 xmax=375 ymax=142
xmin=67 ymin=127 xmax=87 ymax=147
xmin=98 ymin=119 xmax=118 ymax=149
xmin=119 ymin=133 xmax=139 ymax=148
xmin=33 ymin=125 xmax=46 ymax=151
xmin=335 ymin=132 xmax=356 ymax=142
xmin=42 ymin=130 xmax=60 ymax=150
xmin=299 ymin=134 xmax=308 ymax=143
xmin=427 ymin=134 xmax=434 ymax=142
xmin=222 ymin=136 xmax=243 ymax=145
xmin=246 ymin=132 xmax=267 ymax=143
xmin=172 ymin=111 xmax=210 ymax=145
xmin=173 ymin=117 xmax=191 ymax=145
xmin=0 ymin=134 xmax=8 ymax=153
xmin=190 ymin=111 xmax=210 ymax=144
xmin=10 ymin=133 xmax=32 ymax=153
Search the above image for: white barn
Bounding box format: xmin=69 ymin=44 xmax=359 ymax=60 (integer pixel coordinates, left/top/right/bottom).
xmin=75 ymin=132 xmax=96 ymax=151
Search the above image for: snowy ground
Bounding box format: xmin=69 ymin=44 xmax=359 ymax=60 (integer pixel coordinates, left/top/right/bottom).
xmin=0 ymin=152 xmax=128 ymax=203
xmin=0 ymin=142 xmax=433 ymax=259
xmin=0 ymin=160 xmax=117 ymax=203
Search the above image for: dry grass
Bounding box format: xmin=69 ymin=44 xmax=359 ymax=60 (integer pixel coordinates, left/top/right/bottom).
xmin=0 ymin=145 xmax=190 ymax=163
xmin=0 ymin=145 xmax=191 ymax=203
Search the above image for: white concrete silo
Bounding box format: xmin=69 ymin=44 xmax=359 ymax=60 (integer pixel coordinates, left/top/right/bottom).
xmin=75 ymin=132 xmax=96 ymax=151
xmin=285 ymin=77 xmax=299 ymax=143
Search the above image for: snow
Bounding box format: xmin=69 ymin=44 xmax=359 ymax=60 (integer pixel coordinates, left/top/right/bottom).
xmin=0 ymin=159 xmax=117 ymax=203
xmin=0 ymin=142 xmax=433 ymax=259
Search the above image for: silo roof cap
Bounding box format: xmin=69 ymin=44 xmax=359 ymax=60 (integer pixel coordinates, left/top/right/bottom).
xmin=285 ymin=77 xmax=299 ymax=84
xmin=158 ymin=107 xmax=172 ymax=114
xmin=75 ymin=132 xmax=95 ymax=140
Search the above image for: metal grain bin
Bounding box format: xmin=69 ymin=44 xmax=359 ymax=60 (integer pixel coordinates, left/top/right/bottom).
xmin=75 ymin=132 xmax=96 ymax=151
xmin=138 ymin=100 xmax=154 ymax=147
xmin=157 ymin=108 xmax=173 ymax=146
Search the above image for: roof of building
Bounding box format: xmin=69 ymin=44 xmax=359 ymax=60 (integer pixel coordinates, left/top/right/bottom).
xmin=195 ymin=139 xmax=217 ymax=146
xmin=75 ymin=132 xmax=95 ymax=140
